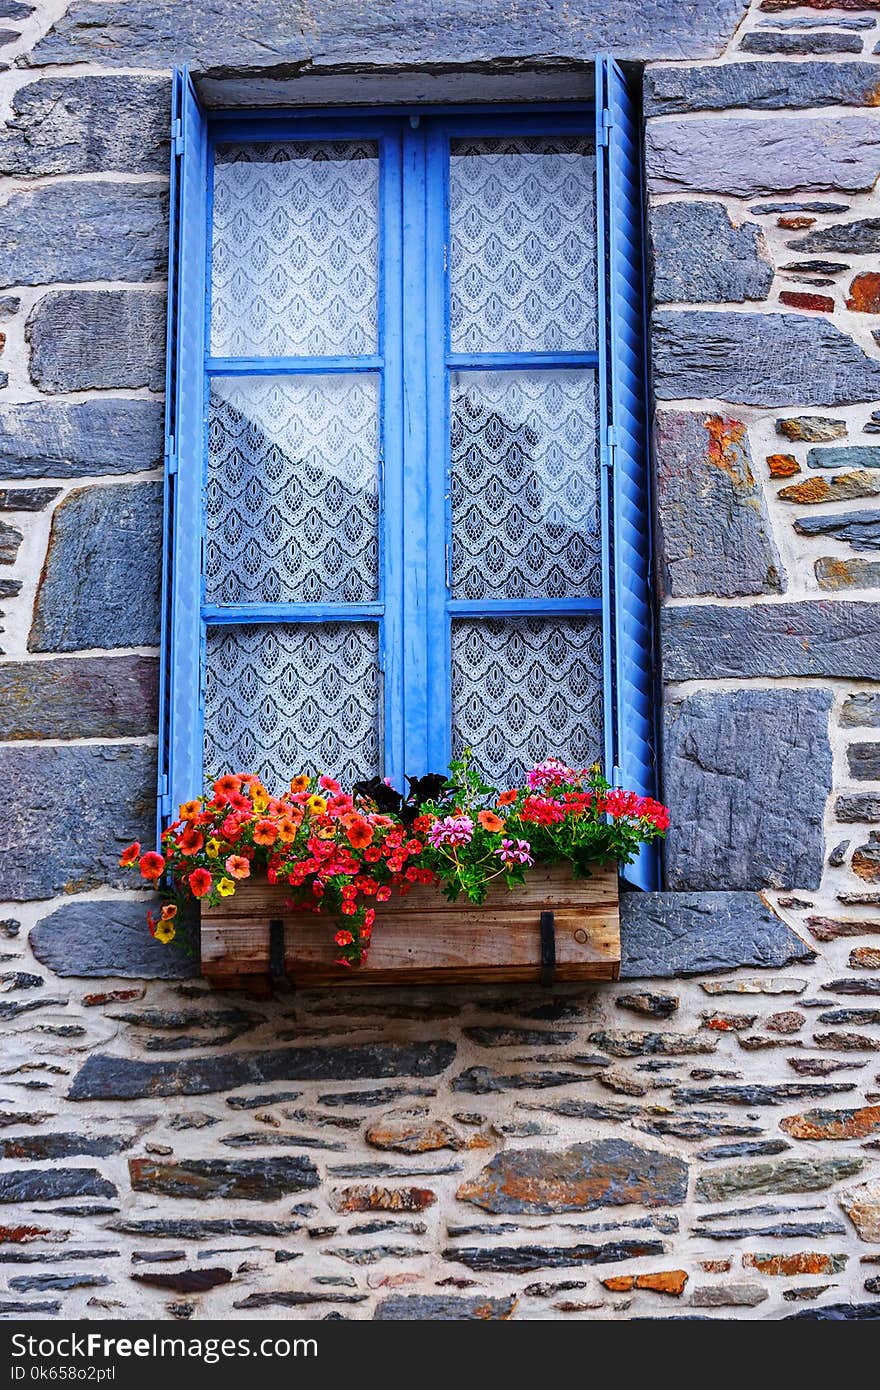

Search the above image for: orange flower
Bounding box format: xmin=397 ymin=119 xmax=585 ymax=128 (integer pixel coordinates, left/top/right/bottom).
xmin=179 ymin=799 xmax=202 ymax=821
xmin=252 ymin=819 xmax=278 ymax=846
xmin=290 ymin=774 xmax=310 ymax=794
xmin=139 ymin=851 xmax=165 ymax=881
xmin=188 ymin=867 xmax=213 ymax=898
xmin=478 ymin=810 xmax=504 ymax=833
xmin=178 ymin=826 xmax=205 ymax=856
xmin=214 ymin=774 xmax=242 ymax=798
xmin=497 ymin=790 xmax=517 ymax=807
xmin=119 ymin=841 xmax=141 ymax=867
xmin=225 ymin=855 xmax=250 ymax=880
xmin=160 ymin=903 xmax=178 ymax=921
xmin=277 ymin=816 xmax=299 ymax=843
xmin=346 ymin=816 xmax=374 ymax=850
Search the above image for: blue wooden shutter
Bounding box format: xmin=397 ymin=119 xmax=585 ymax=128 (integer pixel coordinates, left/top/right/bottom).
xmin=596 ymin=57 xmax=659 ymax=890
xmin=158 ymin=67 xmax=208 ymax=836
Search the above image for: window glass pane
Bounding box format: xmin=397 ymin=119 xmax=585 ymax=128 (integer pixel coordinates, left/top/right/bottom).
xmin=206 ymin=375 xmax=380 ymax=606
xmin=210 ymin=141 xmax=379 ymax=357
xmin=204 ymin=623 xmax=381 ymax=788
xmin=449 ymin=136 xmax=597 ymax=353
xmin=450 ymin=369 xmax=600 ymax=600
xmin=451 ymin=616 xmax=603 ymax=785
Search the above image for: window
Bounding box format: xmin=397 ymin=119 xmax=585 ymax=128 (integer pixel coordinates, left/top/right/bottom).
xmin=160 ymin=60 xmax=658 ymax=887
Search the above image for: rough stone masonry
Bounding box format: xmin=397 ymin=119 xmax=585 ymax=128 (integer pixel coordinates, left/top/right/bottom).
xmin=0 ymin=0 xmax=879 ymax=1323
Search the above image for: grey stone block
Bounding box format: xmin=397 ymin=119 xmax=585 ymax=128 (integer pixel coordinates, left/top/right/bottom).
xmin=848 ymin=743 xmax=880 ymax=781
xmin=0 ymin=744 xmax=156 ymax=901
xmin=795 ymin=510 xmax=880 ymax=549
xmin=841 ymin=693 xmax=880 ymax=728
xmin=69 ymin=1042 xmax=458 ymax=1100
xmin=650 ymin=201 xmax=772 ymax=304
xmin=793 ymin=219 xmax=880 ymax=255
xmin=0 ymin=488 xmax=59 ymax=511
xmin=29 ymin=900 xmax=194 ymax=980
xmin=29 ymin=482 xmax=161 ymax=652
xmin=808 ymin=446 xmax=880 ymax=469
xmin=25 ymin=1 xmax=751 ymax=69
xmin=376 ymin=1294 xmax=516 ymax=1320
xmin=620 ymin=891 xmax=815 ymax=979
xmin=0 ymin=656 xmax=157 ymax=740
xmin=647 ymin=115 xmax=880 ymax=197
xmin=740 ymin=31 xmax=863 ymax=54
xmin=0 ymin=400 xmax=163 ymax=478
xmin=646 ymin=62 xmax=880 ymax=117
xmin=654 ymin=411 xmax=783 ymax=597
xmin=0 ymin=75 xmax=169 ymax=174
xmin=27 ymin=290 xmax=165 ymax=393
xmin=653 ymin=311 xmax=880 ymax=407
xmin=0 ymin=183 xmax=166 ymax=288
xmin=663 ymin=687 xmax=832 ymax=890
xmin=661 ymin=601 xmax=880 ymax=680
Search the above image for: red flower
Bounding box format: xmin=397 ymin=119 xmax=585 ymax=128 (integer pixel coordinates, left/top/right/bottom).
xmin=363 ymin=846 xmax=381 ymax=863
xmin=252 ymin=819 xmax=278 ymax=846
xmin=119 ymin=841 xmax=141 ymax=867
xmin=497 ymin=790 xmax=518 ymax=807
xmin=335 ymin=929 xmax=354 ymax=946
xmin=346 ymin=816 xmax=374 ymax=850
xmin=319 ymin=776 xmax=341 ymax=794
xmin=178 ymin=825 xmax=205 ymax=856
xmin=139 ymin=851 xmax=165 ymax=881
xmin=413 ymin=814 xmax=434 ymax=834
xmin=226 ymin=792 xmax=253 ymax=813
xmin=520 ymin=795 xmax=565 ymax=825
xmin=221 ymin=814 xmax=242 ymax=841
xmin=188 ymin=867 xmax=213 ymax=898
xmin=214 ymin=774 xmax=242 ymax=798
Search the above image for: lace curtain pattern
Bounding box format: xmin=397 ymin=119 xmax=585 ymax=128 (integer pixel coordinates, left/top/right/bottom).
xmin=450 ymin=369 xmax=601 ymax=601
xmin=204 ymin=623 xmax=381 ymax=788
xmin=451 ymin=617 xmax=604 ymax=785
xmin=210 ymin=141 xmax=379 ymax=358
xmin=449 ymin=136 xmax=597 ymax=354
xmin=206 ymin=376 xmax=380 ymax=606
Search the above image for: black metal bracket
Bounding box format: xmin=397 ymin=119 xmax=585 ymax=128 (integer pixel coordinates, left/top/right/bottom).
xmin=540 ymin=910 xmax=556 ymax=988
xmin=268 ymin=918 xmax=285 ymax=982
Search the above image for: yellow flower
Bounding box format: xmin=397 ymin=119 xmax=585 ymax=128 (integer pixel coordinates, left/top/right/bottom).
xmin=205 ymin=839 xmax=221 ymax=859
xmin=306 ymin=794 xmax=328 ymax=815
xmin=290 ymin=774 xmax=310 ymax=793
xmin=251 ymin=794 xmax=269 ymax=814
xmin=216 ymin=877 xmax=236 ymax=898
xmin=154 ymin=921 xmax=176 ymax=945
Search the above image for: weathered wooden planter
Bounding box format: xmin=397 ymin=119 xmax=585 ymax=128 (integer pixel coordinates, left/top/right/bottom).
xmin=201 ymin=862 xmax=620 ymax=993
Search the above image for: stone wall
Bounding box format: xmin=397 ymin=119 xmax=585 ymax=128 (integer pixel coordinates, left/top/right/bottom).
xmin=0 ymin=0 xmax=879 ymax=1323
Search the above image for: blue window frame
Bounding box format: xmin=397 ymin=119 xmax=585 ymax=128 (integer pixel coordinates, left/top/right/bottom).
xmin=160 ymin=59 xmax=659 ymax=888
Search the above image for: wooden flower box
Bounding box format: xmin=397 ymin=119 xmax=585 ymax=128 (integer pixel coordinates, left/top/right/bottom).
xmin=201 ymin=862 xmax=620 ymax=993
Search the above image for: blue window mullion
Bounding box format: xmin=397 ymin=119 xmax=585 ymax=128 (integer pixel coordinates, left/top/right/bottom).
xmin=168 ymin=69 xmax=208 ymax=813
xmin=378 ymin=131 xmax=405 ymax=788
xmin=445 ymin=352 xmax=599 ymax=371
xmin=398 ymin=124 xmax=431 ymax=779
xmin=205 ymin=355 xmax=384 ymax=376
xmin=424 ymin=123 xmax=452 ymax=776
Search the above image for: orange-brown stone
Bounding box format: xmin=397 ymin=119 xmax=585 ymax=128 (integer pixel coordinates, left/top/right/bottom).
xmin=365 ymin=1120 xmax=464 ymax=1154
xmin=743 ymin=1252 xmax=843 ymax=1276
xmin=779 ymin=290 xmax=835 ymax=313
xmin=602 ymin=1270 xmax=688 ymax=1296
xmin=778 ymin=477 xmax=831 ymax=504
xmin=331 ymin=1186 xmax=436 ymax=1213
xmin=850 ymin=946 xmax=880 ymax=969
xmin=777 ymin=215 xmax=815 ymax=231
xmin=780 ymin=1104 xmax=880 ymax=1141
xmin=767 ymin=453 xmax=800 ymax=478
xmin=847 ymin=271 xmax=880 ymax=314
